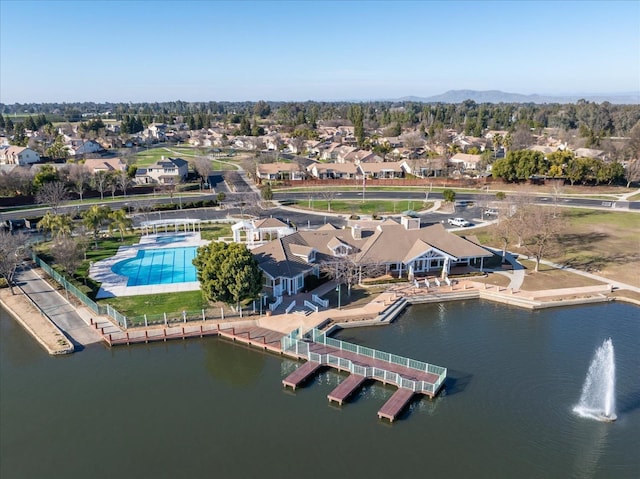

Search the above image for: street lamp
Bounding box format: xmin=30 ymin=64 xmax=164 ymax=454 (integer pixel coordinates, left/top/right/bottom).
xmin=336 ymin=283 xmax=341 ymax=310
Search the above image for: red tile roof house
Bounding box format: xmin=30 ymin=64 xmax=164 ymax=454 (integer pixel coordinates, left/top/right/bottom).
xmin=251 ymin=217 xmax=492 ymax=298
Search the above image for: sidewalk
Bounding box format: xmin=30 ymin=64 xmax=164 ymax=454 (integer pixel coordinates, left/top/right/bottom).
xmin=13 ymin=262 xmax=104 ymax=348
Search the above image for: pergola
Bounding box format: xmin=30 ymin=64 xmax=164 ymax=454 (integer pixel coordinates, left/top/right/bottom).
xmin=140 ymin=219 xmax=201 ymax=235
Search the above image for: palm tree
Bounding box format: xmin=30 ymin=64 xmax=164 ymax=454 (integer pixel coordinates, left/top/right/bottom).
xmin=108 ymin=208 xmax=133 ymax=241
xmin=37 ymin=212 xmax=73 ymax=239
xmin=37 ymin=212 xmax=56 ymax=241
xmin=82 ymin=205 xmax=110 ymax=248
xmin=502 ymin=133 xmax=512 ymax=156
xmin=52 ymin=214 xmax=74 ymax=238
xmin=492 ymin=133 xmax=503 ymax=159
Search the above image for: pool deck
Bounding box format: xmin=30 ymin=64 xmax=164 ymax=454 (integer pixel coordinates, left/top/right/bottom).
xmin=90 ymin=233 xmax=209 ymax=298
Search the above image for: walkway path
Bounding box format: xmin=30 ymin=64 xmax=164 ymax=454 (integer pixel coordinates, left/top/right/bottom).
xmin=14 ymin=263 xmax=104 ymax=348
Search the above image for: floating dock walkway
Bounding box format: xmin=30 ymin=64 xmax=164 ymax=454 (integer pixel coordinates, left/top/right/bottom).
xmin=281 ymin=328 xmax=446 ymax=421
xmin=100 ymin=322 xmax=446 ymax=422
xmin=282 ymin=361 xmax=323 ymax=390
xmin=327 ymin=374 xmax=367 ymax=405
xmin=377 ymin=388 xmax=415 ymax=422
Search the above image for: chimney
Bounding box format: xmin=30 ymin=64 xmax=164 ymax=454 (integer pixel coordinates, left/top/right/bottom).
xmin=352 ymin=224 xmax=362 ymax=240
xmin=401 ymin=216 xmax=420 ymax=230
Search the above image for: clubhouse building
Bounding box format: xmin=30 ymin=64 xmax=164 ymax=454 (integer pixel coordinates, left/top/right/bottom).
xmin=250 ymin=216 xmax=493 ymax=298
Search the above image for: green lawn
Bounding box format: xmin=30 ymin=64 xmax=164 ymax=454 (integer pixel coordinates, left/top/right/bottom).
xmin=132 ymin=146 xmax=244 ymax=170
xmin=132 ymin=146 xmax=204 ymax=167
xmin=291 ymin=199 xmax=433 ymax=215
xmin=200 ymin=223 xmax=233 ymax=241
xmin=98 ymin=290 xmax=209 ymax=321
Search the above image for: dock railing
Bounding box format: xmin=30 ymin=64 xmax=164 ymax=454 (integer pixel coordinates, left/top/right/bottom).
xmin=281 ymin=328 xmax=447 ymax=395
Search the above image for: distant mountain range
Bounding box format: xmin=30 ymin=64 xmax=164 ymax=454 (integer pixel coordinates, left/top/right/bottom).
xmin=397 ymin=90 xmax=640 ymax=105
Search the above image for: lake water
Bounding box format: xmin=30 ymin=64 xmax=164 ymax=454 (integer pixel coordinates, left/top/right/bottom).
xmin=1 ymin=300 xmax=638 ymax=479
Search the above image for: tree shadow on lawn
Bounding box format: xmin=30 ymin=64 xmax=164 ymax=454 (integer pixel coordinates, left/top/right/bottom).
xmin=557 ymin=231 xmax=610 ymax=250
xmin=562 ymin=251 xmax=640 ymax=273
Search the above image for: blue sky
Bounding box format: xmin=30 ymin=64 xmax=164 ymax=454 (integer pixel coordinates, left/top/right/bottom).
xmin=1 ymin=0 xmax=638 ymax=103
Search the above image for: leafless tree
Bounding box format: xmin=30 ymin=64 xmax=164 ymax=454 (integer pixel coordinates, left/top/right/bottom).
xmin=240 ymin=192 xmax=261 ymax=218
xmin=67 ymin=163 xmax=91 ymax=202
xmin=35 ymin=181 xmax=69 ymax=215
xmin=401 ymin=131 xmax=425 ymax=150
xmin=320 ymin=190 xmax=336 ymax=212
xmin=511 ymin=124 xmax=534 ymax=150
xmin=320 ymin=254 xmax=384 ymax=297
xmin=92 ymin=170 xmax=109 ymax=200
xmin=0 ymin=170 xmax=32 ymax=196
xmin=193 ymin=157 xmax=214 ymax=186
xmin=517 ymin=206 xmax=565 ymax=272
xmin=132 ymin=198 xmax=156 ymax=224
xmin=0 ymin=231 xmax=28 ymax=294
xmin=116 ymin=170 xmax=131 ymax=197
xmin=625 ymin=159 xmax=640 ymax=188
xmin=491 ymin=213 xmax=515 ymax=262
xmin=51 ymin=236 xmax=85 ymax=277
xmin=549 ymin=178 xmax=565 ymax=216
xmin=107 ymin=171 xmax=118 ymax=199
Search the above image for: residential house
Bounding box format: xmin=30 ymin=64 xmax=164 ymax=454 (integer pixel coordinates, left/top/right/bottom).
xmin=251 ymin=218 xmax=492 ymax=297
xmin=306 ymin=162 xmax=358 ymax=179
xmin=145 ymin=123 xmax=167 ymax=141
xmin=344 ymin=150 xmax=383 ymax=163
xmin=449 ymin=153 xmax=483 ymax=171
xmin=0 ymin=146 xmax=41 ymax=165
xmin=318 ymin=142 xmax=343 ymax=161
xmin=134 ymin=156 xmax=189 ymax=184
xmin=408 ymin=156 xmax=447 ymax=177
xmin=334 ymin=145 xmax=357 ymax=163
xmin=256 ymin=162 xmax=307 ymax=181
xmin=529 ymin=145 xmax=557 ymax=156
xmin=83 ymin=157 xmax=127 ymax=173
xmin=358 ymin=160 xmax=410 ymax=179
xmin=66 ymin=139 xmax=103 ymax=157
xmin=574 ymin=148 xmax=607 ymax=160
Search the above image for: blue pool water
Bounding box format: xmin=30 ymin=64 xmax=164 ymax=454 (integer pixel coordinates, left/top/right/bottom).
xmin=111 ymin=247 xmax=198 ymax=286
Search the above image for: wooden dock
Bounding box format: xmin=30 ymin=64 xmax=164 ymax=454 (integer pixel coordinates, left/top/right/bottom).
xmin=377 ymin=388 xmax=415 ymax=422
xmin=282 ymin=361 xmax=323 ymax=390
xmin=102 ymin=323 xmax=284 ymax=354
xmin=305 ymin=342 xmax=442 ymax=397
xmin=327 ymin=374 xmax=367 ymax=405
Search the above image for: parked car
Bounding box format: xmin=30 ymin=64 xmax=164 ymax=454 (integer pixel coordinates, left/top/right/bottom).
xmin=484 ymin=209 xmax=499 ymax=216
xmin=448 ymin=217 xmax=471 ymax=227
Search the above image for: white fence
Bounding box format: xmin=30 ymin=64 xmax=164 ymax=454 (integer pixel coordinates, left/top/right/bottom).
xmin=312 ymin=294 xmax=329 ymax=308
xmin=285 ymin=300 xmax=297 ymax=314
xmin=270 ymin=296 xmax=283 ymax=312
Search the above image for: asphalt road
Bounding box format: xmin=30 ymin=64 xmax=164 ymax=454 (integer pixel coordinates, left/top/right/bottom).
xmin=2 ymin=174 xmax=638 ymax=230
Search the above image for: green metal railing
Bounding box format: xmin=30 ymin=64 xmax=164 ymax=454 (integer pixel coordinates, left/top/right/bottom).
xmin=32 ymin=253 xmax=128 ymax=328
xmin=281 ymin=328 xmax=447 ymax=395
xmin=31 ymin=254 xmax=257 ymax=330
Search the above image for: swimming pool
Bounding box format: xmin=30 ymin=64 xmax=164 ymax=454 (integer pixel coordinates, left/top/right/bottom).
xmin=111 ymin=247 xmax=198 ymax=286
